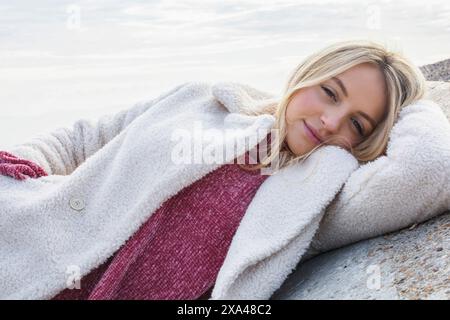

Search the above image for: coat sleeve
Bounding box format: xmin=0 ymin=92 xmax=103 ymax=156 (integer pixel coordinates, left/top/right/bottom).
xmin=2 ymin=82 xmax=189 ymax=176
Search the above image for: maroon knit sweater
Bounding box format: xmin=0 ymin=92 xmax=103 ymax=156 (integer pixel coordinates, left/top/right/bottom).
xmin=0 ymin=140 xmax=271 ymax=300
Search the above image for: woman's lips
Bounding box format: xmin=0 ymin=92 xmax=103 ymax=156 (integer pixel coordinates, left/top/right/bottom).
xmin=303 ymin=120 xmax=322 ymax=145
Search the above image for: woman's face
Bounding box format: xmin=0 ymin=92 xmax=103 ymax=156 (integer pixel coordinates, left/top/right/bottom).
xmin=284 ymin=62 xmax=387 ymax=156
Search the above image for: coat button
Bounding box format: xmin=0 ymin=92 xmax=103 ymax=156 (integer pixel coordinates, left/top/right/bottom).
xmin=69 ymin=197 xmax=85 ymax=211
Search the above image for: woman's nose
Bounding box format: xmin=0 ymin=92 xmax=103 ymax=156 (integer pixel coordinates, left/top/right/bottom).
xmin=319 ymin=110 xmax=352 ymax=149
xmin=320 ymin=111 xmax=342 ymax=134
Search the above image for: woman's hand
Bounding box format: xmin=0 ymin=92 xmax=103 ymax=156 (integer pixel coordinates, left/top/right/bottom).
xmin=0 ymin=151 xmax=48 ymax=180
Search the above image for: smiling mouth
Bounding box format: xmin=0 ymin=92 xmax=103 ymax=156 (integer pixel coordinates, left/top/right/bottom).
xmin=303 ymin=120 xmax=322 ymax=144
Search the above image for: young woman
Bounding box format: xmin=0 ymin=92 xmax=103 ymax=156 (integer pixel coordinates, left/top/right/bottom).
xmin=0 ymin=39 xmax=426 ymax=300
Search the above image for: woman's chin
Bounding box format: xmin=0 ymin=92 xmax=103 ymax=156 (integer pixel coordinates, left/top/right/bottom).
xmin=285 ymin=134 xmax=311 ymax=156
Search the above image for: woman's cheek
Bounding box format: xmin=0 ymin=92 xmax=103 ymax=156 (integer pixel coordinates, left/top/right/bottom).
xmin=306 ymin=89 xmax=323 ymax=114
xmin=287 ymin=94 xmax=307 ymax=122
xmin=295 ymin=89 xmax=319 ymax=117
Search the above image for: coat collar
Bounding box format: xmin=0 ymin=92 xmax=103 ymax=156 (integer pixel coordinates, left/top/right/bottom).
xmin=210 ymin=144 xmax=359 ymax=299
xmin=207 ymin=82 xmax=360 ymax=299
xmin=211 ymin=81 xmax=280 ymax=115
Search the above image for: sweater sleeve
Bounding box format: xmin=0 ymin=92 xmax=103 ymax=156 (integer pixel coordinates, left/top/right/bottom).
xmin=1 ymin=82 xmax=189 ymax=176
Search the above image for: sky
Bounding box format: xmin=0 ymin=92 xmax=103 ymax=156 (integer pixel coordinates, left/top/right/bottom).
xmin=1 ymin=0 xmax=449 ymax=147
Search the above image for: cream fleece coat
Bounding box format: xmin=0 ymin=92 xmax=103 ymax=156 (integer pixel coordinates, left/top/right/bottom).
xmin=0 ymin=81 xmax=359 ymax=300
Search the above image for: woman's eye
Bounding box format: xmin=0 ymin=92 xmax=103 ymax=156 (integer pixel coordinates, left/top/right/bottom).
xmin=321 ymin=86 xmax=337 ymax=103
xmin=321 ymin=85 xmax=364 ymax=137
xmin=352 ymin=118 xmax=364 ymax=136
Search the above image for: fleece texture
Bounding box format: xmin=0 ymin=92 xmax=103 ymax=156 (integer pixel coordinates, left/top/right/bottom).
xmin=51 ymin=155 xmax=269 ymax=300
xmin=0 ymin=81 xmax=358 ymax=299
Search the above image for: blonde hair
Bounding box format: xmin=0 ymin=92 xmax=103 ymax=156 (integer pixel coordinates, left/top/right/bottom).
xmin=239 ymin=39 xmax=427 ymax=173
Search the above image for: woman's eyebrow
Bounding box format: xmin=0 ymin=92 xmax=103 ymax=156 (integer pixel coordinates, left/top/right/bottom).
xmin=331 ymin=76 xmax=348 ymax=97
xmin=331 ymin=76 xmax=377 ymax=129
xmin=357 ymin=111 xmax=377 ymax=129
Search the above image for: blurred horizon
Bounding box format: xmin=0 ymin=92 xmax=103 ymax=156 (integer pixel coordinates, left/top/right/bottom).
xmin=1 ymin=0 xmax=449 ymax=147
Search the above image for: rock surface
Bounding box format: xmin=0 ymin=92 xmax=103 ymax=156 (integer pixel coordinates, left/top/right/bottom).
xmin=271 ymin=59 xmax=450 ymax=300
xmin=420 ymin=59 xmax=450 ymax=81
xmin=271 ymin=213 xmax=449 ymax=300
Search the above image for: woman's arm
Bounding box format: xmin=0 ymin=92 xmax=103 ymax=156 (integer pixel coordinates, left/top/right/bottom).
xmin=1 ymin=82 xmax=189 ymax=176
